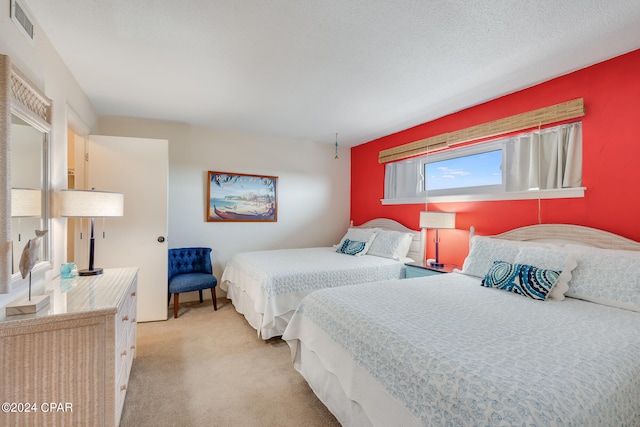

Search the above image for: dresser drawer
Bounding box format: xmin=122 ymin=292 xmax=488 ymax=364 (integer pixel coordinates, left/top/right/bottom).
xmin=127 ymin=316 xmax=137 ymax=361
xmin=115 ymin=358 xmax=130 ymax=425
xmin=114 ymin=276 xmax=138 ymax=425
xmin=127 ymin=279 xmax=138 ymax=361
xmin=115 ymin=298 xmax=131 ymax=376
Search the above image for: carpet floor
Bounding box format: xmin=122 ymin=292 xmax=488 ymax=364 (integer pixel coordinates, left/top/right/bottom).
xmin=120 ymin=299 xmax=340 ymax=427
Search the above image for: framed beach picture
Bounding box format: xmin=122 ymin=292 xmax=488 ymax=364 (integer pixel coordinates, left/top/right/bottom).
xmin=207 ymin=171 xmax=278 ymax=222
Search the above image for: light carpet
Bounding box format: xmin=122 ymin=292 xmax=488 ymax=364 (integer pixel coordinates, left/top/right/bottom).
xmin=120 ymin=299 xmax=340 ymax=427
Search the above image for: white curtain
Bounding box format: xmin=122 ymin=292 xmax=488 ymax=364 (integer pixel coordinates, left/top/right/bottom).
xmin=505 ymin=122 xmax=582 ymax=191
xmin=384 ymin=157 xmax=423 ymax=199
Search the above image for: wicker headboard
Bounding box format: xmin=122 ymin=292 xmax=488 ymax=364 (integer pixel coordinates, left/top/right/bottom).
xmin=354 ymin=218 xmax=425 ymax=261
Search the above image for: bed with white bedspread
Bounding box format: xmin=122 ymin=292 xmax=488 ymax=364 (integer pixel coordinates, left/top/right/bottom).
xmin=283 ymin=224 xmax=640 ymax=426
xmin=221 ymin=218 xmax=424 ymax=339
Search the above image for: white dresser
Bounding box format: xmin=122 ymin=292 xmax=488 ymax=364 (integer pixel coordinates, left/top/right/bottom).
xmin=0 ymin=268 xmax=138 ymax=426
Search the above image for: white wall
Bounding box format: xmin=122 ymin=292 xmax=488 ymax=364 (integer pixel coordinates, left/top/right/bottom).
xmin=1 ymin=7 xmax=350 ymax=306
xmin=95 ymin=116 xmax=351 ymax=281
xmin=1 ymin=5 xmax=97 ymax=306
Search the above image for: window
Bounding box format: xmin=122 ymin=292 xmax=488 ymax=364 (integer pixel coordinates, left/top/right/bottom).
xmin=424 ymin=145 xmax=503 ymax=196
xmin=383 ymin=122 xmax=583 ymax=204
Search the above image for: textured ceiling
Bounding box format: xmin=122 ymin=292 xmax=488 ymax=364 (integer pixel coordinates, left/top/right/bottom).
xmin=24 ymin=0 xmax=640 ymax=147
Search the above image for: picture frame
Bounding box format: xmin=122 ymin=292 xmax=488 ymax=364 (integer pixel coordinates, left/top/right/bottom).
xmin=206 ymin=171 xmax=278 ymax=222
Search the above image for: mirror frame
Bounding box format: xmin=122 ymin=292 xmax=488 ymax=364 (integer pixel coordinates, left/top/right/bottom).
xmin=1 ymin=54 xmax=52 ymax=293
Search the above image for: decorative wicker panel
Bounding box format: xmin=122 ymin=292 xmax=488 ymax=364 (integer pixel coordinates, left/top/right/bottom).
xmin=0 ymin=55 xmax=11 ymax=294
xmin=9 ymin=64 xmax=52 ymax=127
xmin=10 ymin=72 xmax=50 ymax=123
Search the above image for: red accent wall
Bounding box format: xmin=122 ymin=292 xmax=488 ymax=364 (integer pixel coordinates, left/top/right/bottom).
xmin=351 ymin=48 xmax=640 ymax=267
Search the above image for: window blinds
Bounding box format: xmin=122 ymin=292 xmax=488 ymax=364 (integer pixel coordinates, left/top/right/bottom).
xmin=378 ymin=98 xmax=585 ymax=164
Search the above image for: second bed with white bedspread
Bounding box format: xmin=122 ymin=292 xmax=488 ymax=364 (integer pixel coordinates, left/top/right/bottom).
xmin=221 ymin=218 xmax=424 ymax=339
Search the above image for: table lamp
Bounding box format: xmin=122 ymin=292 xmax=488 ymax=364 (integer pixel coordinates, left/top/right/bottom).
xmin=11 ymin=188 xmax=41 ymax=241
xmin=59 ymin=189 xmax=124 ymax=276
xmin=419 ymin=211 xmax=456 ymax=268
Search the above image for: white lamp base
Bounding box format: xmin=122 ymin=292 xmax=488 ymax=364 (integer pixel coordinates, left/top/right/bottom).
xmin=6 ymin=294 xmax=50 ymax=316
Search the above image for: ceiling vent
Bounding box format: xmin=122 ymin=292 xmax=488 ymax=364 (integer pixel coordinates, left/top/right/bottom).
xmin=11 ymin=0 xmax=35 ymax=44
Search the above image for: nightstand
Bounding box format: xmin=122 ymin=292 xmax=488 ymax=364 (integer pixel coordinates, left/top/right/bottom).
xmin=404 ymin=261 xmax=457 ymax=278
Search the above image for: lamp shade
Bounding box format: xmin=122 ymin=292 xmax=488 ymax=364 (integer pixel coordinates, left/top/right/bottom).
xmin=11 ymin=188 xmax=42 ymax=217
xmin=419 ymin=211 xmax=456 ymax=229
xmin=59 ymin=189 xmax=124 ymax=218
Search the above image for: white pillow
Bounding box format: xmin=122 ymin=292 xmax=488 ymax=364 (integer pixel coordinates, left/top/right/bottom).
xmin=461 ymin=235 xmax=577 ymax=300
xmin=460 ymin=236 xmax=521 ymax=278
xmin=367 ymin=230 xmax=413 ymax=260
xmin=334 ymin=227 xmax=378 ymax=251
xmin=514 ymin=245 xmax=578 ymax=300
xmin=563 ymin=244 xmax=640 ymax=312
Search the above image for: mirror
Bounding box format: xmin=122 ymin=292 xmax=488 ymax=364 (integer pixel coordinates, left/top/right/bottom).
xmin=0 ymin=54 xmax=52 ymax=293
xmin=11 ymin=114 xmax=48 ymax=275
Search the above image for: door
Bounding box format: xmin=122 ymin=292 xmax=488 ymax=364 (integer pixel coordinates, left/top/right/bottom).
xmin=86 ymin=135 xmax=168 ymax=322
xmin=67 ymin=129 xmax=87 ymax=265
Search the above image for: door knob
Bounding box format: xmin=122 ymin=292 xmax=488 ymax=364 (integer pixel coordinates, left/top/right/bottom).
xmin=157 ymin=236 xmax=165 ymax=243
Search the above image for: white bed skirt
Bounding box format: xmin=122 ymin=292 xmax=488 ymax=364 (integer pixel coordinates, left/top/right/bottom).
xmin=285 ymin=318 xmax=421 ymax=427
xmin=224 ymin=279 xmax=293 ymax=339
xmin=224 ymin=280 xmax=263 ymax=336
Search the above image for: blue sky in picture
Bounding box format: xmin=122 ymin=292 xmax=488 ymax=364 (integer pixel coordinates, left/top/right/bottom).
xmin=211 ymin=174 xmax=275 ymax=198
xmin=221 ymin=179 xmax=272 ymax=197
xmin=425 ymin=150 xmax=502 ymax=191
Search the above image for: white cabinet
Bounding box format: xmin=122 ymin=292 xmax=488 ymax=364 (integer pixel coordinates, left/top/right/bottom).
xmin=0 ymin=268 xmax=138 ymax=426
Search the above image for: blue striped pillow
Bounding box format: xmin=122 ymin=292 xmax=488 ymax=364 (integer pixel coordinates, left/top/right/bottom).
xmin=481 ymin=260 xmax=561 ymax=301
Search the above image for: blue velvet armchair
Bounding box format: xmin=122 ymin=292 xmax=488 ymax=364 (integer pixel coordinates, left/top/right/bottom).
xmin=168 ymin=247 xmax=218 ymax=318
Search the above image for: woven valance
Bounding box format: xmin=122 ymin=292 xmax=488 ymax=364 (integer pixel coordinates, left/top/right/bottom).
xmin=378 ymin=98 xmax=585 ymax=163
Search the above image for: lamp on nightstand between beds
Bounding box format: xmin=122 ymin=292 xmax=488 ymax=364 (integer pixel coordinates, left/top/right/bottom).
xmin=420 ymin=211 xmax=456 ymax=268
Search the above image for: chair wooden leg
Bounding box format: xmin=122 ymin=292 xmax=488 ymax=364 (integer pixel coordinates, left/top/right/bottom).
xmin=199 ymin=289 xmax=203 ymax=303
xmin=211 ymin=287 xmax=217 ymax=311
xmin=173 ymin=293 xmax=179 ymax=318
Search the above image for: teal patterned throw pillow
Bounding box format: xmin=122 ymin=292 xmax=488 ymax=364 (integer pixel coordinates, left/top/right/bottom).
xmin=481 ymin=261 xmax=561 ymax=301
xmin=336 ymin=239 xmax=368 ymax=256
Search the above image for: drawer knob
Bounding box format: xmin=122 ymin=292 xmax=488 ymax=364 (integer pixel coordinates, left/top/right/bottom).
xmin=122 ymin=315 xmax=129 ymax=321
xmin=121 ymin=350 xmax=127 ymax=356
xmin=120 ymin=385 xmax=127 ymax=391
xmin=131 ymin=291 xmax=136 ymax=297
